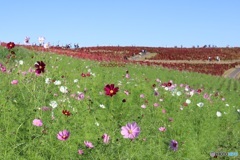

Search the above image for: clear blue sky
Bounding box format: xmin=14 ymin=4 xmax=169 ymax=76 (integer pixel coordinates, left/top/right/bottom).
xmin=0 ymin=0 xmax=239 ymax=47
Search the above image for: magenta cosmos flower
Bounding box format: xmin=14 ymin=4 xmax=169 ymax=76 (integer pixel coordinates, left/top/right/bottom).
xmin=35 ymin=61 xmax=46 ymax=74
xmin=102 ymin=133 xmax=110 ymax=144
xmin=57 ymin=130 xmax=70 ymax=141
xmin=104 ymin=84 xmax=119 ymax=97
xmin=121 ymin=122 xmax=140 ymax=139
xmin=32 ymin=119 xmax=43 ymax=127
xmin=84 ymin=141 xmax=94 ymax=148
xmin=170 ymin=140 xmax=178 ymax=151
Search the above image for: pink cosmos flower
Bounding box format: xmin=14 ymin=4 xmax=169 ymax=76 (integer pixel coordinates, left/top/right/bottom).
xmin=32 ymin=119 xmax=43 ymax=127
xmin=78 ymin=149 xmax=84 ymax=155
xmin=141 ymin=104 xmax=146 ymax=108
xmin=153 ymin=103 xmax=159 ymax=107
xmin=140 ymin=94 xmax=145 ymax=98
xmin=102 ymin=133 xmax=110 ymax=144
xmin=11 ymin=80 xmax=18 ymax=85
xmin=84 ymin=141 xmax=94 ymax=148
xmin=159 ymin=127 xmax=166 ymax=132
xmin=124 ymin=90 xmax=129 ymax=95
xmin=125 ymin=73 xmax=130 ymax=78
xmin=57 ymin=130 xmax=70 ymax=141
xmin=156 ymin=78 xmax=161 ymax=83
xmin=121 ymin=122 xmax=140 ymax=140
xmin=1 ymin=66 xmax=6 ymax=72
xmin=162 ymin=109 xmax=166 ymax=114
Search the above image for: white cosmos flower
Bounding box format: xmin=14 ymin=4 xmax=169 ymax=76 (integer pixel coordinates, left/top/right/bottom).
xmin=176 ymin=91 xmax=182 ymax=96
xmin=45 ymin=78 xmax=51 ymax=84
xmin=186 ymin=99 xmax=191 ymax=104
xmin=19 ymin=60 xmax=24 ymax=65
xmin=189 ymin=90 xmax=194 ymax=97
xmin=54 ymin=80 xmax=61 ymax=85
xmin=73 ymin=79 xmax=78 ymax=83
xmin=225 ymin=104 xmax=229 ymax=107
xmin=44 ymin=42 xmax=50 ymax=49
xmin=154 ymin=88 xmax=158 ymax=91
xmin=49 ymin=101 xmax=58 ymax=109
xmin=95 ymin=121 xmax=100 ymax=126
xmin=216 ymin=111 xmax=222 ymax=117
xmin=197 ymin=102 xmax=204 ymax=107
xmin=60 ymin=86 xmax=68 ymax=93
xmin=165 ymin=87 xmax=169 ymax=91
xmin=100 ymin=104 xmax=105 ymax=108
xmin=91 ymin=73 xmax=96 ymax=77
xmin=237 ymin=109 xmax=240 ymax=113
xmin=88 ymin=69 xmax=91 ymax=72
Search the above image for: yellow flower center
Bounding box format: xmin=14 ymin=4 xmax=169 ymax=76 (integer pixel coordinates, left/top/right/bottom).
xmin=128 ymin=130 xmax=133 ymax=134
xmin=110 ymin=90 xmax=114 ymax=93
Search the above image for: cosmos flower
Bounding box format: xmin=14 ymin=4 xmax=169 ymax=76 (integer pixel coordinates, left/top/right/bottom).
xmin=62 ymin=110 xmax=71 ymax=116
xmin=102 ymin=133 xmax=110 ymax=144
xmin=60 ymin=86 xmax=68 ymax=93
xmin=104 ymin=84 xmax=119 ymax=97
xmin=78 ymin=149 xmax=84 ymax=155
xmin=216 ymin=111 xmax=222 ymax=117
xmin=121 ymin=122 xmax=140 ymax=140
xmin=100 ymin=104 xmax=105 ymax=108
xmin=84 ymin=141 xmax=94 ymax=148
xmin=140 ymin=94 xmax=145 ymax=98
xmin=77 ymin=92 xmax=85 ymax=100
xmin=11 ymin=80 xmax=18 ymax=85
xmin=32 ymin=119 xmax=43 ymax=127
xmin=57 ymin=130 xmax=70 ymax=141
xmin=54 ymin=80 xmax=61 ymax=85
xmin=45 ymin=78 xmax=51 ymax=84
xmin=49 ymin=101 xmax=58 ymax=109
xmin=159 ymin=127 xmax=166 ymax=132
xmin=170 ymin=140 xmax=178 ymax=151
xmin=44 ymin=42 xmax=50 ymax=49
xmin=6 ymin=42 xmax=15 ymax=49
xmin=197 ymin=102 xmax=204 ymax=107
xmin=141 ymin=104 xmax=146 ymax=108
xmin=35 ymin=61 xmax=46 ymax=74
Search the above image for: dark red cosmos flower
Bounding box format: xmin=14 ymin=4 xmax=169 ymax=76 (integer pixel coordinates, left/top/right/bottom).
xmin=35 ymin=61 xmax=46 ymax=74
xmin=104 ymin=84 xmax=119 ymax=97
xmin=62 ymin=110 xmax=71 ymax=116
xmin=81 ymin=73 xmax=86 ymax=77
xmin=197 ymin=89 xmax=202 ymax=94
xmin=6 ymin=42 xmax=15 ymax=49
xmin=167 ymin=82 xmax=172 ymax=87
xmin=86 ymin=72 xmax=91 ymax=77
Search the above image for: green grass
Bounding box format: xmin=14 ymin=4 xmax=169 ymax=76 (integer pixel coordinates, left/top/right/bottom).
xmin=0 ymin=46 xmax=239 ymax=160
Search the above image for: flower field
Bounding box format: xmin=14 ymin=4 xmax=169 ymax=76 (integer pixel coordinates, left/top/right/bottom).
xmin=0 ymin=43 xmax=239 ymax=159
xmin=13 ymin=43 xmax=240 ymax=76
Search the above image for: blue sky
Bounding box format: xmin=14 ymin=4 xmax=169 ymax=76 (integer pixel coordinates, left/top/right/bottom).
xmin=0 ymin=0 xmax=239 ymax=47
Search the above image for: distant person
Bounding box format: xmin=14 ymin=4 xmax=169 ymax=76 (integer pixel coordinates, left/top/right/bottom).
xmin=208 ymin=56 xmax=212 ymax=61
xmin=216 ymin=56 xmax=220 ymax=62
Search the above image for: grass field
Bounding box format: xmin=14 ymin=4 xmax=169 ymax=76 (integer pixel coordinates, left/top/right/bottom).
xmin=0 ymin=46 xmax=239 ymax=159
